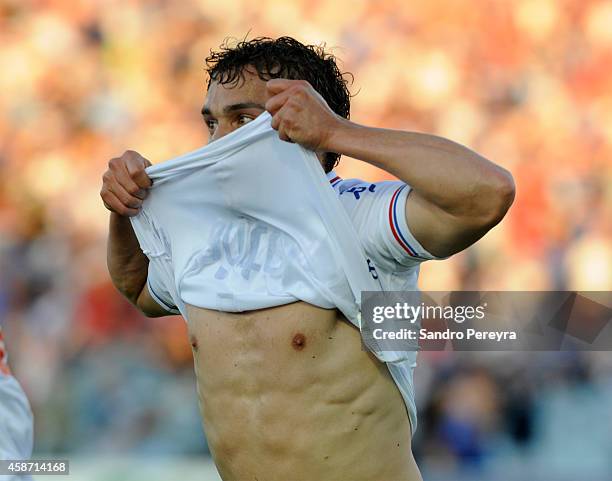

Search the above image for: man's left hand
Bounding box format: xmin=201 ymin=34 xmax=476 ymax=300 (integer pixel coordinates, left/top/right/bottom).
xmin=265 ymin=79 xmax=342 ymax=152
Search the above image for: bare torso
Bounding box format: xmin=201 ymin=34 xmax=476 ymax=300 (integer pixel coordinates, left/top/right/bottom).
xmin=186 ymin=301 xmax=423 ymax=481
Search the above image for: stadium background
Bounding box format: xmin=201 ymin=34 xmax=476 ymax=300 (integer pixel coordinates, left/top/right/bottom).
xmin=1 ymin=0 xmax=611 ymax=479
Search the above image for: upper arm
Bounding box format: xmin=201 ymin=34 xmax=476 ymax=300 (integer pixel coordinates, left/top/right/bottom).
xmin=405 ymin=188 xmax=504 ymax=258
xmin=135 ymin=260 xmax=181 ymax=318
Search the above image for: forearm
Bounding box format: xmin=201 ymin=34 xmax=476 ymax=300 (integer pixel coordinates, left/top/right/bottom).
xmin=106 ymin=213 xmax=149 ymax=306
xmin=326 ymin=119 xmax=514 ymax=219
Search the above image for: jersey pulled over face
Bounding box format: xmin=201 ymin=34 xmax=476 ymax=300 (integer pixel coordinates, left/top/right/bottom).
xmin=202 ymin=69 xmax=330 ymax=168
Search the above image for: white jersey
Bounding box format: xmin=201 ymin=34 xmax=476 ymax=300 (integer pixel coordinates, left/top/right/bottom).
xmin=0 ymin=330 xmax=34 ymax=481
xmin=132 ymin=111 xmax=389 ymax=325
xmin=131 ymin=111 xmax=445 ymax=435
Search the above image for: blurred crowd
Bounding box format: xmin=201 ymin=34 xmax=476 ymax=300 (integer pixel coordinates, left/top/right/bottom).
xmin=0 ymin=0 xmax=611 ymax=476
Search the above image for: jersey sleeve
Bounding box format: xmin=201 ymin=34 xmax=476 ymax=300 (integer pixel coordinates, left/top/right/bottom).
xmin=147 ymin=260 xmax=181 ymax=315
xmin=337 ymin=179 xmax=449 ymax=271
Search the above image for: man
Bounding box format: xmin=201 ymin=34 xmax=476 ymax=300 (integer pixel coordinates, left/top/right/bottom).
xmin=0 ymin=328 xmax=34 ymax=481
xmin=101 ymin=37 xmax=514 ymax=480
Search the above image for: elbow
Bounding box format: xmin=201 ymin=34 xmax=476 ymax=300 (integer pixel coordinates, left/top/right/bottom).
xmin=481 ymin=169 xmax=516 ymax=227
xmin=109 ymin=275 xmax=146 ymax=311
xmin=111 ymin=280 xmax=140 ymax=307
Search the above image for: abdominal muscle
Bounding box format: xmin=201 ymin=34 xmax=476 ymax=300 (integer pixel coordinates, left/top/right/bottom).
xmin=185 ymin=301 xmax=423 ymax=481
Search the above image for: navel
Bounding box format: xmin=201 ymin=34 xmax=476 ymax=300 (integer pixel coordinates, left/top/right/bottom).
xmin=291 ymin=333 xmax=306 ymax=351
xmin=190 ymin=335 xmax=199 ymax=351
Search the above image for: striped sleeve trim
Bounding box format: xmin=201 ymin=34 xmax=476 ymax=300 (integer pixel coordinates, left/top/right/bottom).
xmin=147 ymin=279 xmax=180 ymax=314
xmin=329 ymin=176 xmax=342 ymax=188
xmin=388 ymin=184 xmax=430 ymax=260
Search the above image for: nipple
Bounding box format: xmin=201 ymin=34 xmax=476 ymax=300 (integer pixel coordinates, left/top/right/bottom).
xmin=291 ymin=333 xmax=306 ymax=351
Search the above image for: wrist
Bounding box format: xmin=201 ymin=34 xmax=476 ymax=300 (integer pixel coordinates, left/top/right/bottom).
xmin=321 ymin=115 xmax=358 ymax=155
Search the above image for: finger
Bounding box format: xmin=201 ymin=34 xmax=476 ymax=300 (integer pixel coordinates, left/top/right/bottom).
xmin=265 ymin=90 xmax=291 ymax=116
xmin=114 ymin=160 xmax=147 ymax=199
xmin=270 ymin=109 xmax=283 ymax=131
xmin=278 ymin=129 xmax=294 ymax=143
xmin=127 ymin=158 xmax=153 ymax=190
xmin=107 ymin=177 xmax=143 ymax=209
xmin=275 ymin=116 xmax=294 ymax=143
xmin=270 ymin=103 xmax=295 ymax=141
xmin=277 ymin=125 xmax=294 ymax=143
xmin=101 ymin=188 xmax=140 ymax=216
xmin=266 ymin=78 xmax=301 ymax=96
xmin=133 ymin=188 xmax=148 ymax=201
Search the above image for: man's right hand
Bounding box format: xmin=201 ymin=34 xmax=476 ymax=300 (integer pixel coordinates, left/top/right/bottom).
xmin=100 ymin=150 xmax=152 ymax=216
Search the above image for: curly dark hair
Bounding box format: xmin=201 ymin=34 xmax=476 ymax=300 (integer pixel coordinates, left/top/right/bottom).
xmin=205 ymin=36 xmax=353 ymax=172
